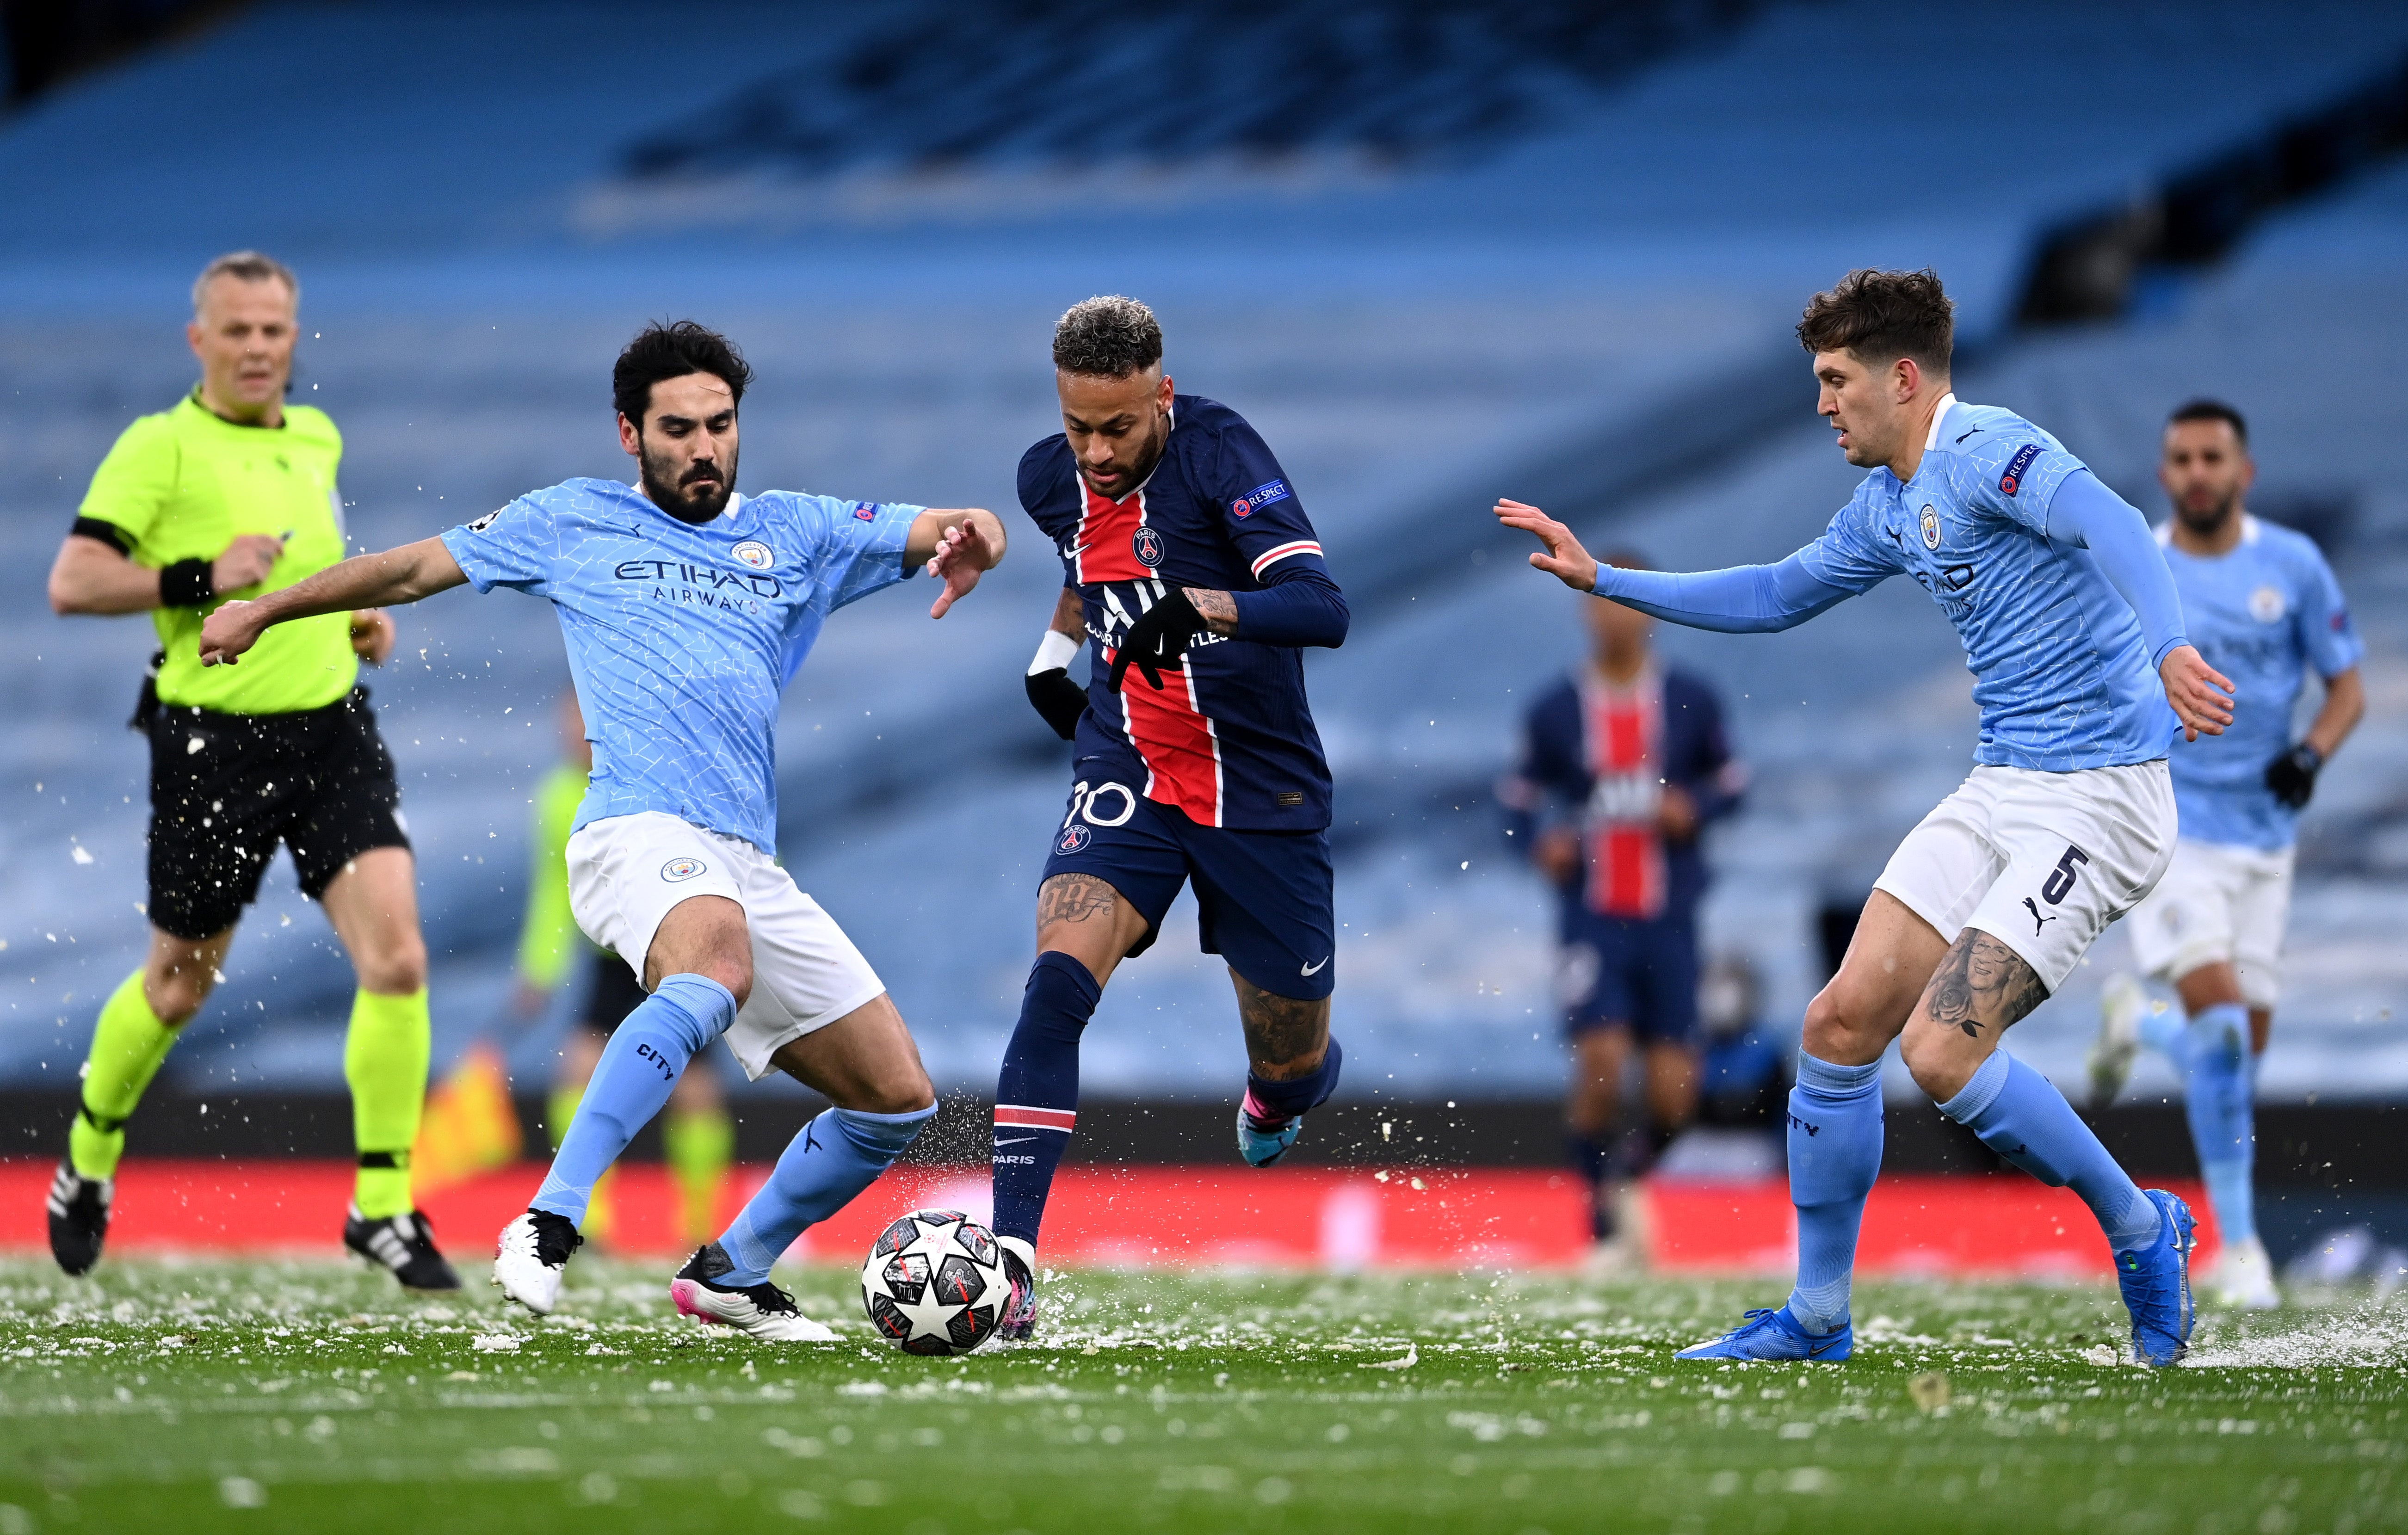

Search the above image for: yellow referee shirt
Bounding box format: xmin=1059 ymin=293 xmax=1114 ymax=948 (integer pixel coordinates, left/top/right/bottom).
xmin=78 ymin=392 xmax=358 ymax=715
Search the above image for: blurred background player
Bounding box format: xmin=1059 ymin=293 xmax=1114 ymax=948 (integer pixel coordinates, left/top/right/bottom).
xmin=514 ymin=692 xmax=735 ymax=1250
xmin=2089 ymin=399 xmax=2365 ymax=1310
xmin=994 ymin=296 xmax=1350 ymax=1337
xmin=41 ymin=250 xmax=455 ymax=1292
xmin=199 ymin=319 xmax=1000 ymax=1335
xmin=1502 ymin=267 xmax=2237 ymax=1367
xmin=1498 ymin=557 xmax=1743 ymax=1266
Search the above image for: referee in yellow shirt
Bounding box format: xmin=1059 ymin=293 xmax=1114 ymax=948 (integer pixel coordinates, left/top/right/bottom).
xmin=43 ymin=251 xmax=458 ymax=1291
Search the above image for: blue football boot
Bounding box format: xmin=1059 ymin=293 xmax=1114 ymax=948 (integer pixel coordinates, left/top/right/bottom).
xmin=1235 ymin=1092 xmax=1303 ymax=1167
xmin=1675 ymin=1306 xmax=1853 ymax=1362
xmin=2117 ymin=1188 xmax=2196 ymax=1366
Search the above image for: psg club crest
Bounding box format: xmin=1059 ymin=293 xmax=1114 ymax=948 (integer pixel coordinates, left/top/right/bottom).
xmin=661 ymin=857 xmax=707 ymax=882
xmin=1131 ymin=525 xmax=1165 ymax=568
xmin=732 ymin=540 xmax=774 ymax=570
xmin=1056 ymin=823 xmax=1093 ymax=855
xmin=1920 ymin=505 xmax=1941 ymax=550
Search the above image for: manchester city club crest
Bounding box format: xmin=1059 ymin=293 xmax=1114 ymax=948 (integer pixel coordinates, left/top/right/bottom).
xmin=2249 ymin=584 xmax=2286 ymax=623
xmin=1920 ymin=505 xmax=1941 ymax=550
xmin=1131 ymin=525 xmax=1164 ymax=567
xmin=733 ymin=540 xmax=774 ymax=570
xmin=661 ymin=857 xmax=707 ymax=882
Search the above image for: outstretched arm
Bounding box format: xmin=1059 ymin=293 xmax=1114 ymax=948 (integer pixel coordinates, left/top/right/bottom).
xmin=198 ymin=536 xmax=466 ymax=666
xmin=908 ymin=507 xmax=1006 ymax=619
xmin=1494 ymin=498 xmax=1853 ymax=633
xmin=2043 ymin=472 xmax=2234 ymax=741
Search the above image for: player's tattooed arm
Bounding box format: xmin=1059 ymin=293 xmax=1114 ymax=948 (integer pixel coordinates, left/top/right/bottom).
xmin=1235 ymin=973 xmax=1331 ymax=1078
xmin=1048 ymin=586 xmax=1085 ymax=639
xmin=1922 ymin=930 xmax=2050 ymax=1041
xmin=1182 ymin=588 xmax=1238 ymax=635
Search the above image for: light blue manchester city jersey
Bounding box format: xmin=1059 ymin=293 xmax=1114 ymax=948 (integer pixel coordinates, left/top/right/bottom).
xmin=1797 ymin=396 xmax=2181 ymax=772
xmin=442 ymin=478 xmax=920 ymax=852
xmin=2159 ymin=514 xmax=2361 ymax=851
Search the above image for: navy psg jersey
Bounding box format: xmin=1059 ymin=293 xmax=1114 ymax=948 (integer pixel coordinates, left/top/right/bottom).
xmin=1018 ymin=395 xmax=1336 ymax=831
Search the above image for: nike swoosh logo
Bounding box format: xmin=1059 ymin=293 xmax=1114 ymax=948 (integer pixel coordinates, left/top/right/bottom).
xmin=1300 ymin=957 xmax=1329 ymax=976
xmin=1806 ymin=1338 xmax=1840 ymax=1356
xmin=993 ymin=1136 xmax=1038 ymax=1147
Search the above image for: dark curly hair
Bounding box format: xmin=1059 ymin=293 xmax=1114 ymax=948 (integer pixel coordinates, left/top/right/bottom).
xmin=1796 ymin=268 xmax=1954 ymax=376
xmin=612 ymin=320 xmax=753 ymax=426
xmin=1053 ymin=296 xmax=1162 ymax=378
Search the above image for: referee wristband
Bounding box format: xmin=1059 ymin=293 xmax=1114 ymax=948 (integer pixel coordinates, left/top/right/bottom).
xmin=159 ymin=559 xmax=216 ymax=608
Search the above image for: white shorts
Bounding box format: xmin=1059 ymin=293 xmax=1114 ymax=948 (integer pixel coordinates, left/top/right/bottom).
xmin=566 ymin=811 xmax=887 ymax=1081
xmin=2124 ymin=837 xmax=2294 ymax=1010
xmin=1873 ymin=761 xmax=2176 ymax=993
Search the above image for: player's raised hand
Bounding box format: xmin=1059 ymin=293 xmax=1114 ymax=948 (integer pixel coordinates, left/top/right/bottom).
xmin=197 ymin=598 xmax=265 ymax=667
xmin=925 ymin=517 xmax=997 ymax=619
xmin=2160 ymin=643 xmax=2235 ymax=741
xmin=1494 ymin=499 xmax=1599 ymax=592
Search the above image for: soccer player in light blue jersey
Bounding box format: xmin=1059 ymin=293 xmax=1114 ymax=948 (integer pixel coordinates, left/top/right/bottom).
xmin=2088 ymin=400 xmax=2364 ymax=1310
xmin=199 ymin=321 xmax=1006 ymax=1336
xmin=1501 ymin=269 xmax=2237 ymax=1367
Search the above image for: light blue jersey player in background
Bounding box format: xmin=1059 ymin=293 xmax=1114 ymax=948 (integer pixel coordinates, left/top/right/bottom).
xmin=1501 ymin=269 xmax=2237 ymax=1367
xmin=200 ymin=321 xmax=1007 ymax=1336
xmin=2089 ymin=399 xmax=2365 ymax=1311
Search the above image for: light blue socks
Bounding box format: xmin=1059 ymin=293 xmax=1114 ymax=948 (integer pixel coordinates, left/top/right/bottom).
xmin=1784 ymin=1053 xmax=1884 ymax=1334
xmin=717 ymin=1103 xmax=938 ymax=1284
xmin=532 ymin=973 xmax=736 ymax=1227
xmin=1938 ymin=1050 xmax=2161 ymax=1253
xmin=2181 ymin=1002 xmax=2257 ymax=1245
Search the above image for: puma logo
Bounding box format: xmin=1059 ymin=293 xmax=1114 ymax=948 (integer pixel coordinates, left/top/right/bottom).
xmin=2023 ymin=897 xmax=2057 ymax=935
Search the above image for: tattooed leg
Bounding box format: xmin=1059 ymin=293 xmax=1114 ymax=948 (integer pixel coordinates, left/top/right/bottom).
xmin=1901 ymin=929 xmax=2050 ymax=1100
xmin=1034 ymin=874 xmax=1150 ymax=988
xmin=1233 ymin=970 xmax=1330 ymax=1079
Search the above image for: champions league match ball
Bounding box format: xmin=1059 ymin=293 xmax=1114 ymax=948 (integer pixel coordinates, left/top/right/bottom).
xmin=861 ymin=1208 xmax=1011 ymax=1355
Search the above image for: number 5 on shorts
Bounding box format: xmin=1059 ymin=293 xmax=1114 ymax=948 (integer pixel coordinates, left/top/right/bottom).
xmin=2041 ymin=844 xmax=2090 ymax=905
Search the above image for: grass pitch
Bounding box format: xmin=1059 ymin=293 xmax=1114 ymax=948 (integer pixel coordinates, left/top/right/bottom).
xmin=0 ymin=1258 xmax=2400 ymax=1534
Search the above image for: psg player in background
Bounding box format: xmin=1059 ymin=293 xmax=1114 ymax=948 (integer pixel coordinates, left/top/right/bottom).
xmin=1499 ymin=559 xmax=1745 ymax=1267
xmin=992 ymin=296 xmax=1349 ymax=1339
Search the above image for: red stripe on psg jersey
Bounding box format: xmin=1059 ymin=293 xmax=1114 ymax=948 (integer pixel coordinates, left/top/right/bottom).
xmin=1118 ymin=655 xmax=1223 ymax=827
xmin=994 ymin=1105 xmax=1076 ymax=1133
xmin=1582 ymin=677 xmax=1667 ymax=920
xmin=1072 ymin=478 xmax=1151 ymax=584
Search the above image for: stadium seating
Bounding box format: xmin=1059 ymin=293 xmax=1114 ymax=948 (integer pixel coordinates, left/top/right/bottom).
xmin=0 ymin=0 xmax=2401 ymax=1116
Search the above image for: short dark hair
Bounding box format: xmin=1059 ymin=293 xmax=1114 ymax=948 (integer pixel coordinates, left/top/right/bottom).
xmin=613 ymin=320 xmax=752 ymax=426
xmin=1053 ymin=296 xmax=1162 ymax=377
xmin=1797 ymin=268 xmax=1954 ymax=376
xmin=2168 ymin=397 xmax=2247 ymax=445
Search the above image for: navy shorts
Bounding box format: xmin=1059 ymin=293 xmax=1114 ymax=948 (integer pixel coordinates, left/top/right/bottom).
xmin=1042 ymin=758 xmax=1334 ymax=1003
xmin=1558 ymin=912 xmax=1698 ymax=1042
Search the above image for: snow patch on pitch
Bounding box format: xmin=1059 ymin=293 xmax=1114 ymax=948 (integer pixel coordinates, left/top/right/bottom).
xmin=2183 ymin=1307 xmax=2408 ymax=1369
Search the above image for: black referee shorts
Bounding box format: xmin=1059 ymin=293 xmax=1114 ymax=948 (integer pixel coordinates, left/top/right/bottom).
xmin=146 ymin=688 xmax=411 ymax=941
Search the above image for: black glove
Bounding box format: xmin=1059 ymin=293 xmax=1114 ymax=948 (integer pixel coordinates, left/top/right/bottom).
xmin=2265 ymin=742 xmax=2323 ymax=809
xmin=1108 ymin=587 xmax=1207 ymax=692
xmin=1025 ymin=667 xmax=1087 ymax=740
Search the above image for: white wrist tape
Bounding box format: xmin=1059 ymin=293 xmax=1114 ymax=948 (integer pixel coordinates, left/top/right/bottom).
xmin=1027 ymin=629 xmax=1080 ymax=676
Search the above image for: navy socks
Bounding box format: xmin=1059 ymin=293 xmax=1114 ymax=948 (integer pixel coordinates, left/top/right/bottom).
xmin=1939 ymin=1050 xmax=2160 ymax=1253
xmin=1245 ymin=1036 xmax=1344 ymax=1122
xmin=990 ymin=952 xmax=1101 ymax=1248
xmin=533 ymin=973 xmax=734 ymax=1227
xmin=1784 ymin=1053 xmax=1883 ymax=1333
